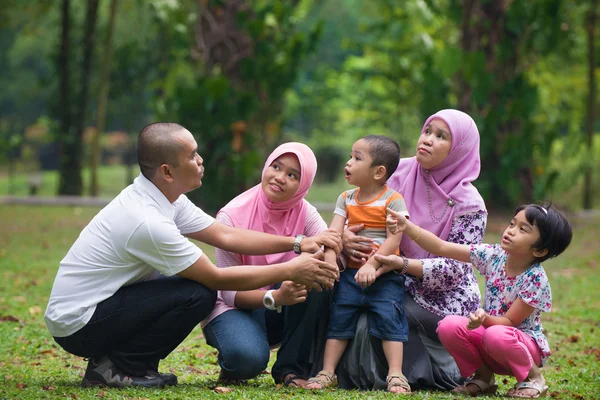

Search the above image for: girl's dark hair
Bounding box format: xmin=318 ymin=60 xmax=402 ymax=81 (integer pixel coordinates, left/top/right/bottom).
xmin=515 ymin=202 xmax=572 ymax=263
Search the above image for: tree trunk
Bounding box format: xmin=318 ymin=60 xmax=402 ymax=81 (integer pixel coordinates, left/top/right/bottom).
xmin=58 ymin=0 xmax=99 ymax=195
xmin=584 ymin=0 xmax=597 ymax=210
xmin=89 ymin=0 xmax=118 ymax=196
xmin=57 ymin=0 xmax=72 ymax=195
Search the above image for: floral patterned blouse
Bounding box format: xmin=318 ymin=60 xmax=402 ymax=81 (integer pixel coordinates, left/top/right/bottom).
xmin=469 ymin=243 xmax=552 ymax=364
xmin=405 ymin=210 xmax=486 ymax=318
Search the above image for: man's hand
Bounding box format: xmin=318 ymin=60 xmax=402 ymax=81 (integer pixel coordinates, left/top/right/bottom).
xmin=301 ymin=229 xmax=342 ymax=254
xmin=288 ymin=250 xmax=338 ymax=291
xmin=355 ymin=264 xmax=377 ymax=288
xmin=342 ymin=224 xmax=375 ymax=264
xmin=273 ymin=281 xmax=308 ymax=306
xmin=467 ymin=308 xmax=486 ymax=330
xmin=386 ymin=208 xmax=408 ymax=235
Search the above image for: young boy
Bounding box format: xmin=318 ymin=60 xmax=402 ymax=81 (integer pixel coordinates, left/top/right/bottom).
xmin=306 ymin=135 xmax=411 ymax=394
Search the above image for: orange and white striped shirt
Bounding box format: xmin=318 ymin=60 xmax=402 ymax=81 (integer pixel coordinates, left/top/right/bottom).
xmin=334 ymin=185 xmax=409 ymax=268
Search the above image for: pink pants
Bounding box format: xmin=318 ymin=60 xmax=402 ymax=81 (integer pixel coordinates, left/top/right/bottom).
xmin=436 ymin=315 xmax=542 ymax=382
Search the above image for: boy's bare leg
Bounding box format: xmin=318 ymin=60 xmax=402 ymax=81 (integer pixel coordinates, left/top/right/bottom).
xmin=383 ymin=340 xmax=409 ymax=393
xmin=305 ymin=338 xmax=347 ymax=389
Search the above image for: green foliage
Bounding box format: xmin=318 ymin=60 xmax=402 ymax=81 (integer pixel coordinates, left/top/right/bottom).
xmin=157 ymin=0 xmax=322 ymax=212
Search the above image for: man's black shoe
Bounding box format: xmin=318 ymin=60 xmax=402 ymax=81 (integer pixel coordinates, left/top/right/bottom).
xmin=81 ymin=357 xmax=165 ymax=388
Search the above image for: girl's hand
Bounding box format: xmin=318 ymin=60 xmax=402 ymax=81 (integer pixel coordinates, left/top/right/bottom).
xmin=373 ymin=254 xmax=403 ymax=276
xmin=386 ymin=208 xmax=408 ymax=235
xmin=274 ymin=281 xmax=308 ymax=306
xmin=303 ymin=229 xmax=342 ymax=254
xmin=467 ymin=308 xmax=486 ymax=330
xmin=343 ymin=224 xmax=375 ymax=264
xmin=355 ymin=264 xmax=377 ymax=288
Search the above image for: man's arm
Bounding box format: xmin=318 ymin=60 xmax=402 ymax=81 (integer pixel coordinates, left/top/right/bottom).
xmin=185 ymin=220 xmax=341 ymax=255
xmin=177 ymin=251 xmax=337 ymax=291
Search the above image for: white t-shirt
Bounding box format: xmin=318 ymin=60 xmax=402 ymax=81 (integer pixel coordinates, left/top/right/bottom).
xmin=44 ymin=174 xmax=215 ymax=337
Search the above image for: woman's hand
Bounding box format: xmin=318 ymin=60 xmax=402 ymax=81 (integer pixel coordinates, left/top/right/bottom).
xmin=302 ymin=229 xmax=342 ymax=254
xmin=273 ymin=281 xmax=308 ymax=306
xmin=342 ymin=224 xmax=375 ymax=264
xmin=386 ymin=208 xmax=409 ymax=235
xmin=467 ymin=308 xmax=486 ymax=330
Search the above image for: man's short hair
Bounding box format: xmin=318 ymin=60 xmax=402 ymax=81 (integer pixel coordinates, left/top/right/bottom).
xmin=137 ymin=122 xmax=187 ymax=180
xmin=362 ymin=134 xmax=400 ymax=181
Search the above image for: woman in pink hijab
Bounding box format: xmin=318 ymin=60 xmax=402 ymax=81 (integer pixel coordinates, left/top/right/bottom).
xmin=337 ymin=109 xmax=487 ymax=392
xmin=201 ymin=142 xmax=335 ymax=388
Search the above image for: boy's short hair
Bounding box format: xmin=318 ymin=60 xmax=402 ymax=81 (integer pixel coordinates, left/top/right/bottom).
xmin=362 ymin=135 xmax=400 ymax=181
xmin=515 ymin=203 xmax=572 ymax=263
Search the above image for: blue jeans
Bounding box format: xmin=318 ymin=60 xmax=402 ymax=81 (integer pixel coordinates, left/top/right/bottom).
xmin=327 ymin=268 xmax=407 ymax=342
xmin=54 ymin=276 xmax=216 ymax=376
xmin=203 ymin=285 xmax=331 ymax=382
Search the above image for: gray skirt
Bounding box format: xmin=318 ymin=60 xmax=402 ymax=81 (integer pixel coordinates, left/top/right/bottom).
xmin=336 ymin=293 xmax=464 ymax=391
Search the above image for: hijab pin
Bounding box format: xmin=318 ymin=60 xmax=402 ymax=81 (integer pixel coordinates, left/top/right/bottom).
xmin=447 ymin=198 xmax=455 ymax=207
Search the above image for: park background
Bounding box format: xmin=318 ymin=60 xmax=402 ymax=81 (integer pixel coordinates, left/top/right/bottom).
xmin=0 ymin=0 xmax=599 ymax=399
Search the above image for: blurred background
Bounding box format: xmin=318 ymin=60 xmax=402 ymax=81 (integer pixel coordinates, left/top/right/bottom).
xmin=0 ymin=0 xmax=598 ymax=213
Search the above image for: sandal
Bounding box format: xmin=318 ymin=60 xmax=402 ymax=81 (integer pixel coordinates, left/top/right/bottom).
xmin=282 ymin=373 xmax=306 ymax=388
xmin=306 ymin=370 xmax=338 ymax=389
xmin=386 ymin=374 xmax=411 ymax=394
xmin=452 ymin=376 xmax=498 ymax=396
xmin=508 ymin=380 xmax=548 ymax=398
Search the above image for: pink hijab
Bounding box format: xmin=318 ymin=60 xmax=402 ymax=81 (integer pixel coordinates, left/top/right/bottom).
xmin=388 ymin=109 xmax=486 ymax=259
xmin=217 ymin=142 xmax=318 ymax=266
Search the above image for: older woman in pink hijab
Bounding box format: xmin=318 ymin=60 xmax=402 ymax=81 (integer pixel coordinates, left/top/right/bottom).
xmin=336 ymin=109 xmax=487 ymax=392
xmin=201 ymin=142 xmax=337 ymax=388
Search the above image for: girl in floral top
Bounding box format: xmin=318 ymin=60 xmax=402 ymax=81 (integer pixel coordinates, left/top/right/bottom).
xmin=384 ymin=203 xmax=572 ymax=398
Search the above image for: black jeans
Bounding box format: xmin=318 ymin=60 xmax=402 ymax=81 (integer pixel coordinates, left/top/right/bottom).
xmin=54 ymin=276 xmax=216 ymax=376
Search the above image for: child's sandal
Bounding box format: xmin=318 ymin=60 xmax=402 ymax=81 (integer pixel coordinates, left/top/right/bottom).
xmin=306 ymin=370 xmax=338 ymax=389
xmin=386 ymin=374 xmax=411 ymax=394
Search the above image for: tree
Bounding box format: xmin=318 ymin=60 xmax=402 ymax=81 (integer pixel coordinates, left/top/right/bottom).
xmin=89 ymin=0 xmax=118 ymax=196
xmin=57 ymin=0 xmax=99 ymax=195
xmin=584 ymin=0 xmax=598 ymax=209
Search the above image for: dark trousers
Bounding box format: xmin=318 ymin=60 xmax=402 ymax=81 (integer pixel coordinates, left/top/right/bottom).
xmin=203 ymin=284 xmax=332 ymax=383
xmin=54 ymin=276 xmax=216 ymax=376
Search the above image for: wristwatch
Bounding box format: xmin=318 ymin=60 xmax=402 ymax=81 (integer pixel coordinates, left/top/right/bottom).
xmin=262 ymin=289 xmax=282 ymax=313
xmin=293 ymin=234 xmax=305 ymax=254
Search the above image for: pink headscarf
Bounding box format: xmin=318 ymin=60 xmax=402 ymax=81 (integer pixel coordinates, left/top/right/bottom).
xmin=217 ymin=142 xmax=318 ymax=266
xmin=388 ymin=109 xmax=486 ymax=259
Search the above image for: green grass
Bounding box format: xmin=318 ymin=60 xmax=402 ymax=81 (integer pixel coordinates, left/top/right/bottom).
xmin=0 ymin=205 xmax=599 ymax=399
xmin=0 ymin=165 xmax=136 ymax=198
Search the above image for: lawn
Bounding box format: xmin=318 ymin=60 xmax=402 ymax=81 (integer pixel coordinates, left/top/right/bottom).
xmin=0 ymin=204 xmax=599 ymax=399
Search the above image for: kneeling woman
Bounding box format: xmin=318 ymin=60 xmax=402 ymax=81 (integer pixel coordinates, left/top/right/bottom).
xmin=201 ymin=142 xmax=337 ymax=388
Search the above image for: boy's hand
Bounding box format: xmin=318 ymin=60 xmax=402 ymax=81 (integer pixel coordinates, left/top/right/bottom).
xmin=274 ymin=281 xmax=308 ymax=306
xmin=355 ymin=264 xmax=377 ymax=288
xmin=386 ymin=208 xmax=408 ymax=235
xmin=303 ymin=229 xmax=342 ymax=254
xmin=467 ymin=308 xmax=486 ymax=330
xmin=343 ymin=224 xmax=375 ymax=264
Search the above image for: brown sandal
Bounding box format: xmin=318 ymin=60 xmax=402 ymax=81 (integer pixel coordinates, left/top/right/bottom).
xmin=306 ymin=370 xmax=338 ymax=389
xmin=386 ymin=374 xmax=411 ymax=394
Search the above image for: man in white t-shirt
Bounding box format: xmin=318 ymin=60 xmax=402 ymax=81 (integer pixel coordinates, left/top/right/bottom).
xmin=45 ymin=122 xmax=341 ymax=388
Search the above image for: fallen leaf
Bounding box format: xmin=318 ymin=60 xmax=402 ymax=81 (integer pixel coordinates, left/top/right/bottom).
xmin=569 ymin=334 xmax=579 ymax=342
xmin=0 ymin=315 xmax=19 ymax=322
xmin=16 ymin=383 xmax=27 ymax=389
xmin=70 ymin=394 xmax=79 ymax=399
xmin=584 ymin=348 xmax=600 ymax=361
xmin=214 ymin=386 xmax=234 ymax=393
xmin=42 ymin=385 xmax=55 ymax=391
xmin=97 ymin=390 xmax=107 ymax=398
xmin=29 ymin=305 xmax=42 ymax=316
xmin=13 ymin=296 xmax=26 ymax=303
